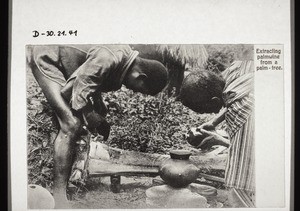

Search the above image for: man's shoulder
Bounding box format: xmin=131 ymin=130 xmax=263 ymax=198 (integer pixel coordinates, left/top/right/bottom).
xmin=222 ymin=60 xmax=254 ymax=79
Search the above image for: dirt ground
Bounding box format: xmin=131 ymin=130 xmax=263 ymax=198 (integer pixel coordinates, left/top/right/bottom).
xmin=69 ymin=176 xmax=229 ymax=209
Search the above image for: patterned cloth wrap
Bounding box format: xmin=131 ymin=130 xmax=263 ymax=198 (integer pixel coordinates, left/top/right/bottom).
xmin=221 ymin=61 xmax=255 ymax=193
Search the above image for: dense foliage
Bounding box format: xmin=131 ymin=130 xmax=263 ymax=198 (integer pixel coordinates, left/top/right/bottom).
xmin=27 ymin=78 xmax=57 ymax=188
xmin=103 ymin=88 xmax=213 ymax=153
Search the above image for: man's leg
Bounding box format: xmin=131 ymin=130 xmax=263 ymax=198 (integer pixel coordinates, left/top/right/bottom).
xmin=32 ymin=67 xmax=82 ymax=208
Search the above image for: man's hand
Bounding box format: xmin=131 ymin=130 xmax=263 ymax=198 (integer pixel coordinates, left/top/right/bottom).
xmin=197 ymin=108 xmax=227 ymax=132
xmin=187 ymin=127 xmax=208 ymax=147
xmin=197 ymin=121 xmax=216 ymax=131
xmin=82 ymin=109 xmax=110 ymax=141
xmin=92 ymin=95 xmax=108 ymax=117
xmin=61 ymin=79 xmax=75 ymax=101
xmin=197 ymin=129 xmax=230 ymax=149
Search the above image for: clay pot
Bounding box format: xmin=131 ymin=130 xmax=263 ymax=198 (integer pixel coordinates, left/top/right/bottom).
xmin=159 ymin=150 xmax=200 ymax=188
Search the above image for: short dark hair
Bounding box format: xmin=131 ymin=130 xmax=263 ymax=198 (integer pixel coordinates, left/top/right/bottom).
xmin=179 ymin=70 xmax=225 ymax=113
xmin=138 ymin=57 xmax=168 ymax=95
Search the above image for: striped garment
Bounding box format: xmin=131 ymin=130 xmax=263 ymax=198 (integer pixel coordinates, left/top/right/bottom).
xmin=221 ymin=61 xmax=255 ymax=193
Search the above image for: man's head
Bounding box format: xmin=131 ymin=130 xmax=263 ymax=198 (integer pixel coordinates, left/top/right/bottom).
xmin=123 ymin=57 xmax=168 ymax=96
xmin=179 ymin=70 xmax=225 ymax=114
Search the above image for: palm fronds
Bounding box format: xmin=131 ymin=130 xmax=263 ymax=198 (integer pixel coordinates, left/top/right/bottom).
xmin=156 ymin=44 xmax=208 ymax=68
xmin=131 ymin=44 xmax=208 ymax=68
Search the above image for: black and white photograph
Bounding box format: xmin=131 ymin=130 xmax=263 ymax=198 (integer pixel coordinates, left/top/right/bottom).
xmin=9 ymin=0 xmax=292 ymax=210
xmin=26 ymin=44 xmax=255 ymax=208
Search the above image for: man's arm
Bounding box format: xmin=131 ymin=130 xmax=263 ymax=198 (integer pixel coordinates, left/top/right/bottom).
xmin=92 ymin=94 xmax=108 ymax=117
xmin=211 ymin=107 xmax=227 ymax=127
xmin=61 ymin=79 xmax=75 ymax=101
xmin=70 ymin=47 xmax=116 ymax=111
xmin=198 ymin=128 xmax=230 ymax=149
xmin=198 ymin=107 xmax=227 ymax=130
xmin=61 ymin=79 xmax=108 ymax=118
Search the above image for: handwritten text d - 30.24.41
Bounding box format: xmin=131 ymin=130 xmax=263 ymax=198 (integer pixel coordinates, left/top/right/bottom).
xmin=32 ymin=30 xmax=78 ymax=38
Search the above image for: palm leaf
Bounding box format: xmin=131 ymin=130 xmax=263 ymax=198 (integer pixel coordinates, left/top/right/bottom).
xmin=131 ymin=44 xmax=208 ymax=68
xmin=155 ymin=44 xmax=208 ymax=68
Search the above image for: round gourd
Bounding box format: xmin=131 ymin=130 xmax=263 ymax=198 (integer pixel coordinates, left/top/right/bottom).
xmin=28 ymin=184 xmax=55 ymax=209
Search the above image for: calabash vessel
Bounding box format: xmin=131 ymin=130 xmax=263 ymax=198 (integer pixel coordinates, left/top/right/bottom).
xmin=28 ymin=184 xmax=55 ymax=209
